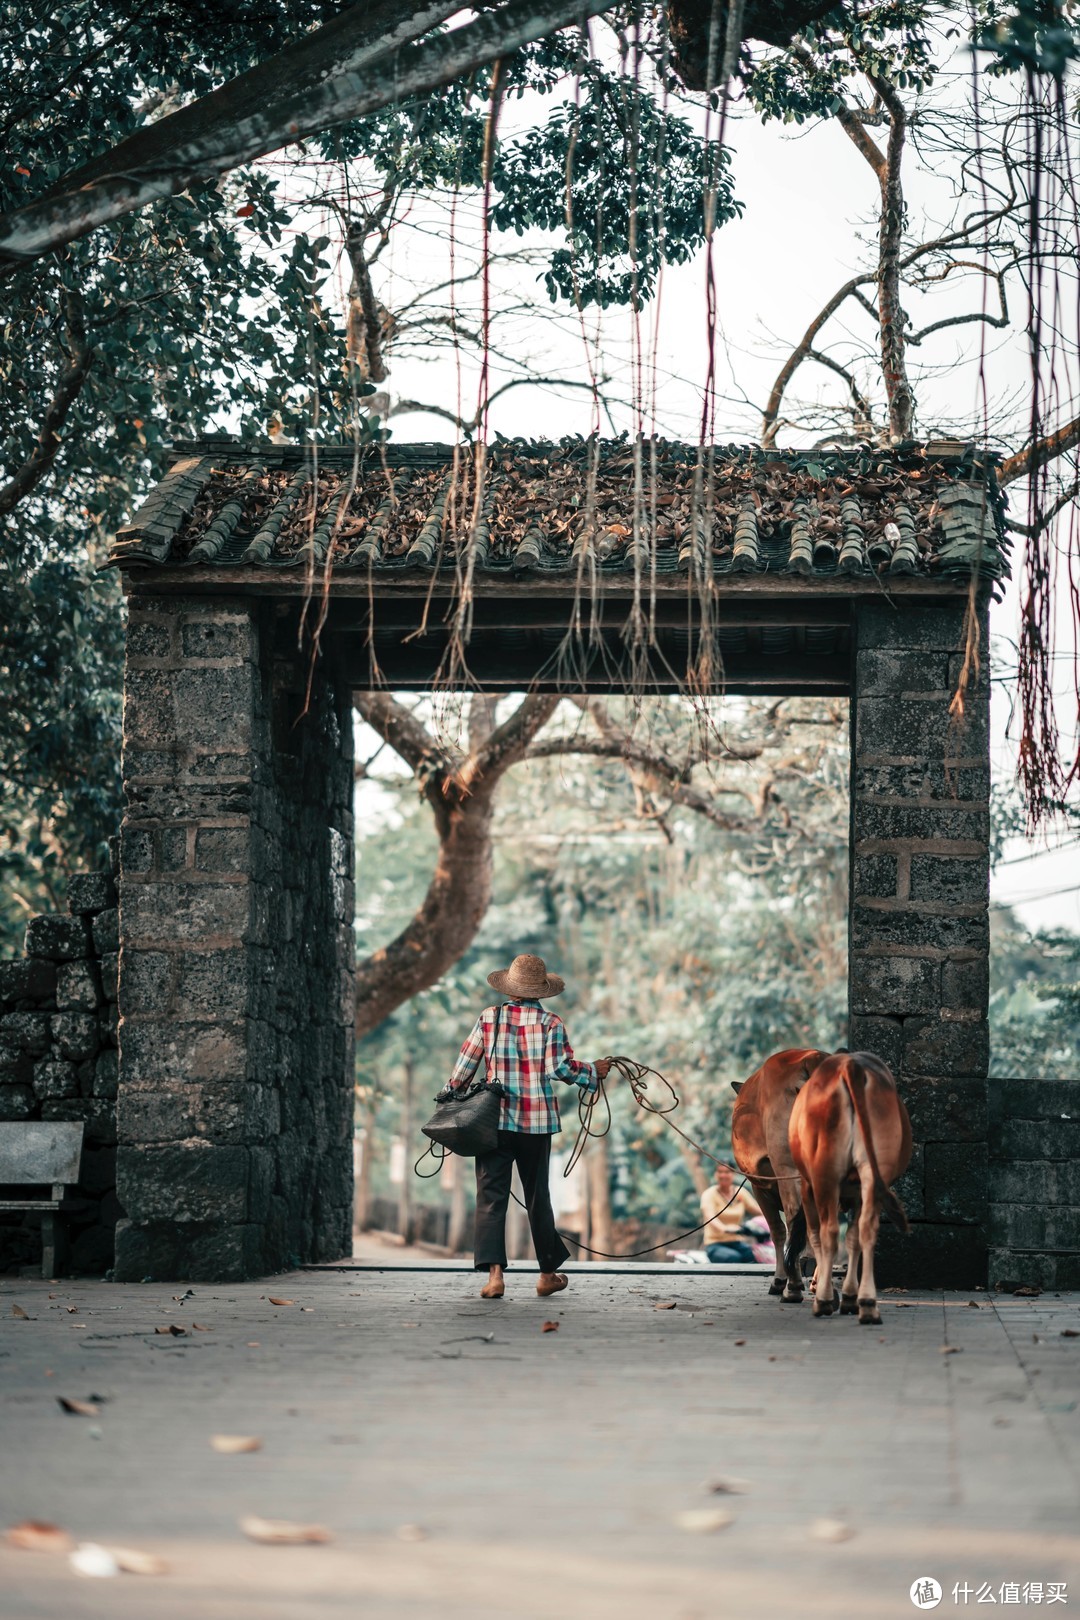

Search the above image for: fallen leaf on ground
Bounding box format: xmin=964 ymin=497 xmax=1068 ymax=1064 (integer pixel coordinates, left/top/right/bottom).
xmin=541 ymin=1320 xmax=559 ymax=1333
xmin=239 ymin=1516 xmax=332 ymax=1545
xmin=705 ymin=1476 xmax=751 ymax=1496
xmin=66 ymin=1306 xmax=79 ymax=1314
xmin=11 ymin=1304 xmax=30 ymax=1319
xmin=810 ymin=1518 xmax=855 ymax=1543
xmin=246 ymin=1341 xmax=260 ymax=1347
xmin=110 ymin=1546 xmax=169 ymax=1575
xmin=70 ymin=1543 xmax=119 ymax=1578
xmin=1061 ymin=1328 xmax=1079 ymax=1338
xmin=733 ymin=1338 xmax=747 ymax=1346
xmin=300 ymin=1307 xmax=315 ymax=1313
xmin=401 ymin=1322 xmax=420 ymax=1328
xmin=654 ymin=1301 xmax=677 ymax=1311
xmin=58 ymin=1397 xmax=100 ymax=1417
xmin=192 ymin=1323 xmax=211 ymax=1332
xmin=966 ymin=1301 xmax=981 ymax=1308
xmin=397 ymin=1524 xmax=427 ymax=1542
xmin=211 ymin=1435 xmax=262 ymax=1454
xmin=5 ymin=1521 xmax=74 ymax=1553
xmin=940 ymin=1345 xmax=962 ymax=1355
xmin=267 ymin=1298 xmax=294 ymax=1307
xmin=675 ymin=1510 xmax=733 ymax=1533
xmin=154 ymin=1325 xmax=186 ymax=1337
xmin=1013 ymin=1285 xmax=1041 ymax=1297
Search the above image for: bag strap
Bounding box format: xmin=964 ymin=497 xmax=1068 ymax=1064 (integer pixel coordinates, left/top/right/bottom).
xmin=485 ymin=1004 xmax=503 ymax=1085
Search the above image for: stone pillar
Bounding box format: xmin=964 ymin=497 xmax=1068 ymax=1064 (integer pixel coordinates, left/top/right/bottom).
xmin=849 ymin=597 xmax=991 ymax=1288
xmin=113 ymin=596 xmax=354 ymax=1282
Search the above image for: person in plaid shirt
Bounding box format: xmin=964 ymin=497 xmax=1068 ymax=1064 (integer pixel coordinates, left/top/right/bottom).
xmin=446 ymin=953 xmax=610 ymax=1299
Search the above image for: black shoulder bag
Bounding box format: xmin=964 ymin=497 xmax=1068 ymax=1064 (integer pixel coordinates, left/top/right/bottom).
xmin=421 ymin=1006 xmax=508 ymax=1157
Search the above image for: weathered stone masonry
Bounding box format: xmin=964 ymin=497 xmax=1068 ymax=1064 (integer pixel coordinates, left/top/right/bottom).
xmin=850 ymin=599 xmax=992 ymax=1287
xmin=112 ymin=594 xmax=355 ymax=1282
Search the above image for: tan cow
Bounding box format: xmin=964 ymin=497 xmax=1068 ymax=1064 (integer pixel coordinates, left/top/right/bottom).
xmin=731 ymin=1047 xmax=829 ymax=1302
xmin=784 ymin=1051 xmax=912 ymax=1324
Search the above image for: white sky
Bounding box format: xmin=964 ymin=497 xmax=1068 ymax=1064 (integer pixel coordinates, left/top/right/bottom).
xmin=266 ymin=44 xmax=1080 ymax=933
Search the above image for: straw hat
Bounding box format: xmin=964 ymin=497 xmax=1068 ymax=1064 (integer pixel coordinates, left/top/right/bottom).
xmin=487 ymin=953 xmax=565 ymax=999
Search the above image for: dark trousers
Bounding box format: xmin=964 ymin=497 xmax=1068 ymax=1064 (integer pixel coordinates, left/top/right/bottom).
xmin=474 ymin=1130 xmax=570 ymax=1273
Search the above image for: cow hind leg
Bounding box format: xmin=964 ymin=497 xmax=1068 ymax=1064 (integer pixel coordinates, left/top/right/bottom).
xmin=856 ymin=1171 xmax=883 ymax=1325
xmin=812 ymin=1186 xmax=841 ymax=1318
xmin=751 ymin=1179 xmax=789 ymax=1295
xmin=840 ymin=1207 xmax=861 ymax=1314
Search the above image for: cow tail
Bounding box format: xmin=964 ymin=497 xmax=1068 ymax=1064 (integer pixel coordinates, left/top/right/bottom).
xmin=783 ymin=1204 xmax=808 ymax=1284
xmin=840 ymin=1059 xmax=910 ymax=1234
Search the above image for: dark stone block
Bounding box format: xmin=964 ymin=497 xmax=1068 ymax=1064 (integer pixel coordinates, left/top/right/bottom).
xmin=93 ymin=1050 xmax=118 ymax=1099
xmin=0 ymin=1012 xmax=51 ymax=1056
xmin=25 ymin=914 xmax=91 ymax=962
xmin=195 ymin=826 xmax=249 ymax=874
xmin=993 ymin=1160 xmax=1080 ymax=1205
xmin=160 ymin=827 xmax=188 ymax=871
xmin=41 ymin=1097 xmax=93 ymax=1122
xmin=92 ymin=908 xmax=119 ymax=955
xmin=56 ymin=959 xmax=101 ymax=1012
xmin=50 ymin=1013 xmax=99 ymax=1062
xmin=925 ymin=1140 xmax=988 ymax=1223
xmin=857 ymin=695 xmax=989 ymax=759
xmin=248 ymin=1145 xmax=276 ymax=1221
xmin=0 ymin=1038 xmax=33 ymax=1087
xmin=853 ymin=853 xmax=898 ymax=899
xmin=123 ymin=667 xmax=179 ymax=748
xmin=126 ymin=618 xmax=174 ymax=660
xmin=910 ymin=854 xmax=988 ymax=905
xmin=122 ymin=881 xmax=251 ymax=946
xmin=989 ymin=1115 xmax=1080 ymax=1161
xmin=79 ymin=1142 xmax=117 ymax=1195
xmin=33 ymin=1057 xmax=78 ymax=1100
xmin=245 ymin=1085 xmax=281 ymax=1141
xmin=120 ymin=1019 xmax=246 ymax=1089
xmin=875 ymin=1220 xmax=986 ymax=1289
xmin=902 ymin=1014 xmax=989 ymax=1079
xmin=903 ymin=1076 xmax=988 ymax=1143
xmin=987 ymin=1247 xmax=1080 ymax=1291
xmin=993 ymin=1076 xmax=1080 ymax=1123
xmin=172 ymin=949 xmax=248 ymax=1019
xmin=988 ymin=1203 xmax=1080 ymax=1248
xmin=117 ymin=1088 xmax=199 ymax=1145
xmin=942 ymin=957 xmax=988 ymax=1012
xmin=181 ymin=617 xmax=253 ymax=662
xmin=852 ymin=803 xmax=989 ymax=842
xmin=0 ymin=1083 xmax=35 ymax=1119
xmin=856 ymin=649 xmax=949 ymax=694
xmin=851 ymin=953 xmax=939 ymax=1016
xmin=174 ymin=664 xmax=255 ymax=750
xmin=100 ymin=952 xmax=119 ymax=1004
xmin=0 ymin=958 xmax=57 ymax=1005
xmin=852 ymin=904 xmax=988 ymax=953
xmin=116 ymin=950 xmax=173 ymax=1018
xmin=854 ymin=763 xmax=990 ymax=804
xmin=855 ymin=600 xmax=969 ymax=652
xmin=112 ymin=1217 xmax=179 ymax=1281
xmin=120 ymin=828 xmax=154 ymax=873
xmin=67 ymin=873 xmax=117 ymax=915
xmin=116 ymin=1143 xmax=249 ymax=1224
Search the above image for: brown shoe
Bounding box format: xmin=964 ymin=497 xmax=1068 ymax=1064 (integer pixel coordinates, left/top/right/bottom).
xmin=536 ymin=1272 xmax=568 ymax=1297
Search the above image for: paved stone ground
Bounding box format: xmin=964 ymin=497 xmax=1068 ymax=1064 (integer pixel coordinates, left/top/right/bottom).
xmin=1 ymin=1269 xmax=1078 ymax=1620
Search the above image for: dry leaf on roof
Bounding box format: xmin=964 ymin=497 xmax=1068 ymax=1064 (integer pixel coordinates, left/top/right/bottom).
xmin=239 ymin=1516 xmax=333 ymax=1545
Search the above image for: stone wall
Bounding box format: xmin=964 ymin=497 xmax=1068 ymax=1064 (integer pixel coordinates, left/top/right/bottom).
xmin=849 ymin=598 xmax=991 ymax=1287
xmin=113 ymin=594 xmax=355 ymax=1282
xmin=0 ymin=863 xmax=120 ymax=1273
xmin=989 ymin=1077 xmax=1080 ymax=1290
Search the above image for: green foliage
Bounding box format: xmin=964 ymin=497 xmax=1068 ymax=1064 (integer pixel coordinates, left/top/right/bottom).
xmin=973 ymin=0 xmax=1080 ymax=75
xmin=743 ymin=0 xmax=937 ymax=123
xmin=989 ymin=913 xmax=1080 ymax=1079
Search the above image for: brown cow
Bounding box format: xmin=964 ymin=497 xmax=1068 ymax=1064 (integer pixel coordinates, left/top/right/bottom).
xmin=731 ymin=1047 xmax=829 ymax=1301
xmin=784 ymin=1051 xmax=912 ymax=1324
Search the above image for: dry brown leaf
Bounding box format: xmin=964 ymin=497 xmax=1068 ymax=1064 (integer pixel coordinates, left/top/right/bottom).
xmin=192 ymin=1323 xmax=211 ymax=1332
xmin=110 ymin=1546 xmax=169 ymax=1575
xmin=246 ymin=1341 xmax=260 ymax=1347
xmin=541 ymin=1320 xmax=559 ymax=1333
xmin=654 ymin=1301 xmax=677 ymax=1311
xmin=5 ymin=1521 xmax=75 ymax=1553
xmin=153 ymin=1324 xmax=186 ymax=1337
xmin=1062 ymin=1328 xmax=1079 ymax=1338
xmin=66 ymin=1305 xmax=79 ymax=1314
xmin=811 ymin=1518 xmax=855 ymax=1543
xmin=1012 ymin=1285 xmax=1041 ymax=1297
xmin=58 ymin=1397 xmax=100 ymax=1417
xmin=11 ymin=1304 xmax=30 ymax=1319
xmin=211 ymin=1435 xmax=262 ymax=1454
xmin=733 ymin=1338 xmax=747 ymax=1347
xmin=706 ymin=1477 xmax=751 ymax=1496
xmin=940 ymin=1345 xmax=962 ymax=1355
xmin=239 ymin=1516 xmax=332 ymax=1545
xmin=267 ymin=1297 xmax=295 ymax=1307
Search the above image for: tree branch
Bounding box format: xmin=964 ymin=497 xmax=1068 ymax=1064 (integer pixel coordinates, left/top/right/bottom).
xmin=0 ymin=0 xmax=608 ymax=268
xmin=0 ymin=288 xmax=92 ymax=518
xmin=1004 ymin=476 xmax=1080 ymax=535
xmin=999 ymin=418 xmax=1080 ymax=486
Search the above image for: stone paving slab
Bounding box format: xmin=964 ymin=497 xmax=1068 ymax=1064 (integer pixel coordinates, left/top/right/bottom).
xmin=1 ymin=1271 xmax=1078 ymax=1620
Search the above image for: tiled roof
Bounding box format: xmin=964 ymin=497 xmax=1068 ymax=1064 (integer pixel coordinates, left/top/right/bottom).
xmin=108 ymin=437 xmax=1008 ymax=586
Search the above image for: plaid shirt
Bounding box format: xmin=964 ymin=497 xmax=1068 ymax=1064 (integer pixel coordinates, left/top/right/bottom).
xmin=448 ymin=999 xmax=598 ymax=1134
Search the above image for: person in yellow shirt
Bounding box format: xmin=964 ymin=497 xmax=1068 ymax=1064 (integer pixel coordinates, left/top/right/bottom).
xmin=700 ymin=1162 xmax=761 ymax=1263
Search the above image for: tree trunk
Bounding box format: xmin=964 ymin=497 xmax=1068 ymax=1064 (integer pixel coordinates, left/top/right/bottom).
xmin=354 ymin=1096 xmax=376 ymax=1235
xmin=397 ymin=1058 xmax=415 ymax=1243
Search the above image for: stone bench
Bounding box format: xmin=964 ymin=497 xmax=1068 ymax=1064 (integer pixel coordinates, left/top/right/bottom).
xmin=0 ymin=1122 xmax=84 ymax=1278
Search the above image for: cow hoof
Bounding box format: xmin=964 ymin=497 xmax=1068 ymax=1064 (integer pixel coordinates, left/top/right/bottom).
xmin=812 ymin=1298 xmax=834 ymax=1318
xmin=781 ymin=1289 xmax=804 ymax=1304
xmin=839 ymin=1296 xmax=858 ymax=1315
xmin=858 ymin=1299 xmax=881 ymax=1326
xmin=768 ymin=1277 xmax=787 ymax=1296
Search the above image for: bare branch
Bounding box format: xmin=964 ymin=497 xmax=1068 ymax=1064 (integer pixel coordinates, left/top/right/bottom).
xmin=0 ymin=287 xmax=92 ymax=518
xmin=1000 ymin=418 xmax=1080 ymax=486
xmin=1004 ymin=477 xmax=1080 ymax=535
